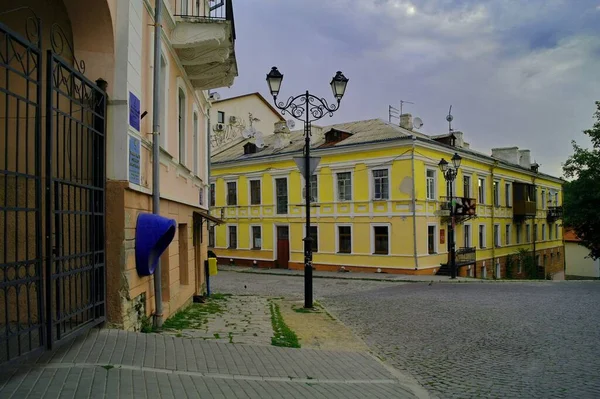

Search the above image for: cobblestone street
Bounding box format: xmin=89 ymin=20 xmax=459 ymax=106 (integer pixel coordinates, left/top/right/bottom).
xmin=214 ymin=270 xmax=600 ymax=398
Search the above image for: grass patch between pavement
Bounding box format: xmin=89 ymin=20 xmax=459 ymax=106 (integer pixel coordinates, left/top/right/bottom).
xmin=162 ymin=298 xmax=224 ymax=330
xmin=269 ymin=301 xmax=300 ymax=348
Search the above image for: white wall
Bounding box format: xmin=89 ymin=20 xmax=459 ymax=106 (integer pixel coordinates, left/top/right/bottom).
xmin=565 ymin=242 xmax=600 ymax=278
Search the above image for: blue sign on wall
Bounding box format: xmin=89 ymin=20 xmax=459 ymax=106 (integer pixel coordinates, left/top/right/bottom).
xmin=129 ymin=136 xmax=141 ymax=185
xmin=129 ymin=92 xmax=140 ymax=131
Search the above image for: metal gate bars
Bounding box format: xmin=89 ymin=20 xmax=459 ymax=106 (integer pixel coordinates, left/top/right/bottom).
xmin=0 ymin=13 xmax=107 ymax=364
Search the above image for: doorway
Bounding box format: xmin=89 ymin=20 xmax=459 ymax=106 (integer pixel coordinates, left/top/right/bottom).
xmin=276 ymin=226 xmax=289 ymax=269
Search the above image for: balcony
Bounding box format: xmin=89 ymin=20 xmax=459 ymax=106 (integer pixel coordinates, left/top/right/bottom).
xmin=171 ymin=0 xmax=237 ymax=90
xmin=547 ymin=206 xmax=563 ymax=221
xmin=513 ymin=200 xmax=536 ymax=218
xmin=437 ymin=196 xmax=477 ymax=223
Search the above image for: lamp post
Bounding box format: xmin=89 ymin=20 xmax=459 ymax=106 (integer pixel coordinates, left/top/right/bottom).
xmin=438 ymin=153 xmax=462 ymax=279
xmin=266 ymin=67 xmax=349 ymax=308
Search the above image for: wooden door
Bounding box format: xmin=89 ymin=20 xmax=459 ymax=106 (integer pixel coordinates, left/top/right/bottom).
xmin=276 ymin=226 xmax=290 ymax=269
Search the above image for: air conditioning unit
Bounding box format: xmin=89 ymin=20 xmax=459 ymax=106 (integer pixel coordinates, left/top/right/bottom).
xmin=214 ymin=123 xmax=225 ymax=131
xmin=229 ymin=116 xmax=238 ymax=124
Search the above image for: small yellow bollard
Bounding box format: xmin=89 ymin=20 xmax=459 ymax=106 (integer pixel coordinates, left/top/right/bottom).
xmin=208 ymin=257 xmax=218 ymax=276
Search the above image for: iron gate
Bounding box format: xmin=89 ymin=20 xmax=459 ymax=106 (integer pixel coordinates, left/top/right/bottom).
xmin=0 ymin=14 xmax=106 ymax=364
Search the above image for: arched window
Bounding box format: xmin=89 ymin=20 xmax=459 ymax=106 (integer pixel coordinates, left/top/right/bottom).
xmin=178 ymin=87 xmax=186 ymax=165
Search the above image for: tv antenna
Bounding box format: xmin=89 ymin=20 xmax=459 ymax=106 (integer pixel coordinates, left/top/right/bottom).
xmin=400 ymin=100 xmax=414 ymax=115
xmin=446 ymin=105 xmax=454 ymax=133
xmin=388 ymin=105 xmax=400 ymax=123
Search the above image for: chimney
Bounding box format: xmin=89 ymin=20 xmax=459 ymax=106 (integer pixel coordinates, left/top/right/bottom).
xmin=452 ymin=131 xmax=465 ymax=148
xmin=272 ymin=121 xmax=291 ymax=150
xmin=491 ymin=147 xmax=519 ymax=165
xmin=518 ymin=149 xmax=531 ymax=169
xmin=399 ymin=113 xmax=413 ymax=130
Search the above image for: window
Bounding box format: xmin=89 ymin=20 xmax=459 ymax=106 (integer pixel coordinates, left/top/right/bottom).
xmin=210 ymin=183 xmax=215 ymax=207
xmin=250 ymin=180 xmax=261 ymax=205
xmin=478 ymin=177 xmax=485 ymax=204
xmin=542 ymin=224 xmax=546 ymax=240
xmin=179 ymin=224 xmax=189 ymax=285
xmin=159 ymin=55 xmax=168 ymax=149
xmin=493 ymin=181 xmax=500 ymax=207
xmin=337 ymin=172 xmax=352 ymax=201
xmin=308 ymin=226 xmax=318 ymax=252
xmin=463 ymin=175 xmax=471 ymax=198
xmin=426 ymin=169 xmax=436 ymax=200
xmin=193 ymin=112 xmax=199 ymax=175
xmin=251 ymin=226 xmax=261 ymax=249
xmin=555 ymin=223 xmax=559 ymax=239
xmin=494 ymin=224 xmax=500 ymax=247
xmin=549 ymin=224 xmax=553 ymax=240
xmin=479 ymin=225 xmax=486 ymax=249
xmin=446 ymin=179 xmax=455 ymax=197
xmin=372 ymin=169 xmax=389 ymax=200
xmin=217 ymin=111 xmax=225 ymax=124
xmin=303 ymin=175 xmax=318 ymax=202
xmin=178 ymin=88 xmax=186 ymax=165
xmin=227 ymin=182 xmax=237 ymax=205
xmin=373 ymin=226 xmax=389 ymax=255
xmin=199 ymin=187 xmax=204 ymax=206
xmin=228 ymin=226 xmax=237 ymax=249
xmin=208 ymin=225 xmax=215 ymax=247
xmin=505 ymin=183 xmax=511 ymax=207
xmin=516 ymin=224 xmax=522 ymax=244
xmin=276 ymin=178 xmax=288 ymax=214
xmin=338 ymin=226 xmax=352 ymax=253
xmin=526 ymin=224 xmax=531 ymax=243
xmin=541 ymin=190 xmax=546 ymax=209
xmin=464 ymin=224 xmax=471 ymax=247
xmin=428 ymin=225 xmax=437 ymax=254
xmin=505 ymin=224 xmax=511 ymax=246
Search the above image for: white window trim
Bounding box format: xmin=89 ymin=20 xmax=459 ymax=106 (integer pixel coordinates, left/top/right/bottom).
xmin=273 ymin=175 xmax=290 ymax=215
xmin=555 ymin=223 xmax=559 ymax=240
xmin=516 ymin=224 xmax=522 ymax=244
xmin=192 ymin=104 xmax=200 ymax=176
xmin=427 ymin=223 xmax=438 ymax=254
xmin=526 ymin=224 xmax=531 ymax=243
xmin=160 ymin=53 xmax=170 ymax=152
xmin=302 ymin=174 xmax=319 ymax=203
xmin=210 ymin=182 xmax=216 ymax=207
xmin=249 ymin=224 xmax=262 ymax=250
xmin=225 ymin=179 xmax=238 ymax=206
xmin=493 ymin=180 xmax=501 ymax=207
xmin=226 ymin=223 xmax=238 ymax=249
xmin=505 ymin=224 xmax=511 ymax=246
xmin=369 ymin=166 xmax=392 ymax=201
xmin=463 ymin=174 xmax=472 ymax=198
xmin=542 ymin=224 xmax=546 ymax=241
xmin=494 ymin=224 xmax=501 ymax=247
xmin=425 ymin=168 xmax=437 ymax=201
xmin=248 ymin=178 xmax=262 ymax=205
xmin=463 ymin=223 xmax=472 ymax=248
xmin=478 ymin=177 xmax=486 ymax=204
xmin=505 ymin=182 xmax=512 ymax=207
xmin=334 ymin=169 xmax=354 ymax=202
xmin=335 ymin=223 xmax=353 ymax=254
xmin=176 ymin=77 xmax=187 ymax=166
xmin=370 ymin=223 xmax=391 ymax=255
xmin=478 ymin=224 xmax=487 ymax=249
xmin=304 ymin=224 xmax=319 ymax=253
xmin=541 ymin=190 xmax=546 ymax=210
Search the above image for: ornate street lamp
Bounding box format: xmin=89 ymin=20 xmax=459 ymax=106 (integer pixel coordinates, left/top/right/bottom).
xmin=266 ymin=66 xmax=348 ymax=308
xmin=438 ymin=152 xmax=462 ymax=279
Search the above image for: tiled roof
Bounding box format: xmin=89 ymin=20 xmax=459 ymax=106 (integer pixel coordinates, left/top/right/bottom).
xmin=564 ymin=228 xmax=580 ymax=242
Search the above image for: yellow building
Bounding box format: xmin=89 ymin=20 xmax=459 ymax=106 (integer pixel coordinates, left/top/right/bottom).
xmin=209 ymin=115 xmax=565 ymax=279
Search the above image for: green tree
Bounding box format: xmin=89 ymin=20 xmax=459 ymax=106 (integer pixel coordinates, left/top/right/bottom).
xmin=563 ymin=101 xmax=600 ymax=259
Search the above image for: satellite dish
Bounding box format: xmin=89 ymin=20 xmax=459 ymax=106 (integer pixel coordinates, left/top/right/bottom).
xmin=413 ymin=117 xmax=423 ymax=129
xmin=254 ymin=131 xmax=265 ymax=148
xmin=286 ymin=119 xmax=296 ymax=129
xmin=446 ymin=114 xmax=453 ymax=122
xmin=242 ymin=128 xmax=252 ymax=139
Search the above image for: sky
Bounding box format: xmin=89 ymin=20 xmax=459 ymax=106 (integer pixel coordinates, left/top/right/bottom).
xmin=218 ymin=0 xmax=600 ymax=178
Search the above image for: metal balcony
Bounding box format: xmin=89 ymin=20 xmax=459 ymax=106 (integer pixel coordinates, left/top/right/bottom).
xmin=171 ymin=0 xmax=237 ymax=90
xmin=547 ymin=206 xmax=563 ymax=221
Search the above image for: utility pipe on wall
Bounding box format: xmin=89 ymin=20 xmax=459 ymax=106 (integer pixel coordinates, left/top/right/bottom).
xmin=490 ymin=161 xmax=497 ymax=278
xmin=152 ymin=0 xmax=163 ymax=328
xmin=411 ymin=136 xmax=419 ymax=270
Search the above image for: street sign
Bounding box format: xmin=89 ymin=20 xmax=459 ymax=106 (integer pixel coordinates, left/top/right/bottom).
xmin=434 ymin=209 xmax=451 ymax=217
xmin=293 ymin=156 xmax=321 ymax=179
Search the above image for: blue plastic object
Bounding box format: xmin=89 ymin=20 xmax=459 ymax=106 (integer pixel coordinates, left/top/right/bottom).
xmin=135 ymin=213 xmax=176 ymax=276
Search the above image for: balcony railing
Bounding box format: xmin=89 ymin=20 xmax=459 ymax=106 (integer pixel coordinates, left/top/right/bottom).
xmin=513 ymin=200 xmax=536 ymax=217
xmin=174 ymin=0 xmax=236 ymax=39
xmin=547 ymin=206 xmax=563 ymax=221
xmin=439 ymin=196 xmax=477 ymax=216
xmin=456 ymin=247 xmax=476 ymax=265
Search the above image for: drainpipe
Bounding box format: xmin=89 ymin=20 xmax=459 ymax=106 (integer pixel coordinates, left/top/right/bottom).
xmin=532 ymin=175 xmax=538 ymax=278
xmin=411 ymin=136 xmax=419 ymax=270
xmin=491 ymin=161 xmax=497 ymax=278
xmin=151 ymin=0 xmax=163 ymax=328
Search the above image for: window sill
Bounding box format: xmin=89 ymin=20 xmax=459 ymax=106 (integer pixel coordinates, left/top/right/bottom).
xmin=372 ymin=252 xmax=389 ymax=256
xmin=228 ymin=247 xmax=237 ymax=250
xmin=337 ymin=252 xmax=352 ymax=255
xmin=251 ymin=247 xmax=261 ymax=251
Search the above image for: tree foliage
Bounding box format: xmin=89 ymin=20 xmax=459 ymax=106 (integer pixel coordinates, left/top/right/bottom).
xmin=563 ymin=101 xmax=600 ymax=259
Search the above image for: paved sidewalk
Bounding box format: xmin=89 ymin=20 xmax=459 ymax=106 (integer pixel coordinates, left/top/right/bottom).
xmin=0 ymin=329 xmax=428 ymax=398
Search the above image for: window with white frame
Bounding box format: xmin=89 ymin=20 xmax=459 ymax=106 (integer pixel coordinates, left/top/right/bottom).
xmin=478 ymin=177 xmax=485 ymax=204
xmin=303 ymin=175 xmax=318 ymax=202
xmin=463 ymin=175 xmax=471 ymax=198
xmin=250 ymin=179 xmax=261 ymax=205
xmin=494 ymin=224 xmax=501 ymax=247
xmin=464 ymin=224 xmax=471 ymax=247
xmin=516 ymin=224 xmax=522 ymax=244
xmin=336 ymin=172 xmax=352 ymax=201
xmin=199 ymin=187 xmax=204 ymax=206
xmin=227 ymin=181 xmax=237 ymax=205
xmin=210 ymin=183 xmax=215 ymax=207
xmin=276 ymin=178 xmax=288 ymax=214
xmin=549 ymin=224 xmax=553 ymax=240
xmin=505 ymin=224 xmax=511 ymax=246
xmin=493 ymin=181 xmax=500 ymax=207
xmin=193 ymin=112 xmax=199 ymax=175
xmin=426 ymin=169 xmax=436 ymax=200
xmin=373 ymin=225 xmax=389 ymax=255
xmin=542 ymin=224 xmax=546 ymax=240
xmin=479 ymin=224 xmax=486 ymax=249
xmin=217 ymin=111 xmax=225 ymax=124
xmin=208 ymin=225 xmax=215 ymax=247
xmin=228 ymin=225 xmax=237 ymax=249
xmin=526 ymin=224 xmax=531 ymax=243
xmin=555 ymin=223 xmax=559 ymax=239
xmin=505 ymin=182 xmax=511 ymax=207
xmin=159 ymin=55 xmax=168 ymax=149
xmin=541 ymin=190 xmax=546 ymax=209
xmin=372 ymin=169 xmax=389 ymax=200
xmin=178 ymin=88 xmax=186 ymax=165
xmin=338 ymin=226 xmax=352 ymax=253
xmin=251 ymin=226 xmax=261 ymax=249
xmin=428 ymin=225 xmax=437 ymax=254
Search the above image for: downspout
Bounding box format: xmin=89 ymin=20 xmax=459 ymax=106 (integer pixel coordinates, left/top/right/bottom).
xmin=411 ymin=136 xmax=419 ymax=270
xmin=491 ymin=161 xmax=497 ymax=278
xmin=532 ymin=175 xmax=538 ymax=278
xmin=151 ymin=0 xmax=163 ymax=328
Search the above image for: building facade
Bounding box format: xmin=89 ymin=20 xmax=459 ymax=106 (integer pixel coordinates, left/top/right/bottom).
xmin=0 ymin=0 xmax=236 ymax=364
xmin=209 ymin=114 xmax=565 ymax=279
xmin=564 ymin=229 xmax=600 ymax=279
